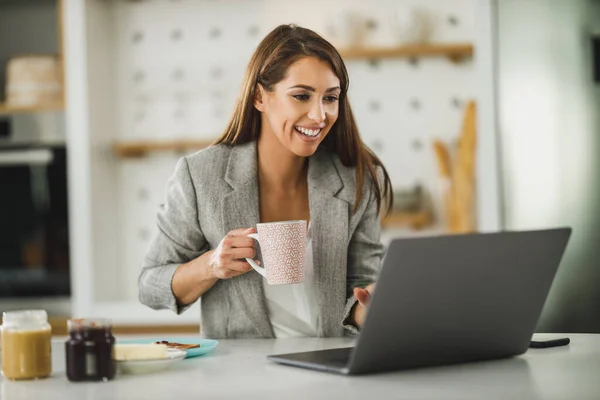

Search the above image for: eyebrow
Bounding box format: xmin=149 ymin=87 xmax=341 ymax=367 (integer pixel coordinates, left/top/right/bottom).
xmin=288 ymin=84 xmax=341 ymax=93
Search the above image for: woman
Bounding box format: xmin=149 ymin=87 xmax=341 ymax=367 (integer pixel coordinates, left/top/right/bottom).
xmin=139 ymin=24 xmax=393 ymax=339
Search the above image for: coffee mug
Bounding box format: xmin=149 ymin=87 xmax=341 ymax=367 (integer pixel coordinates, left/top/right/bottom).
xmin=245 ymin=220 xmax=307 ymax=285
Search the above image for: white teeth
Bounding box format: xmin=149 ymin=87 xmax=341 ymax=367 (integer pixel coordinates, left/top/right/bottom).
xmin=295 ymin=127 xmax=321 ymax=137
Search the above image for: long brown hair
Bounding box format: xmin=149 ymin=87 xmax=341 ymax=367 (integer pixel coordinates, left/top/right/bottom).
xmin=214 ymin=24 xmax=393 ymax=215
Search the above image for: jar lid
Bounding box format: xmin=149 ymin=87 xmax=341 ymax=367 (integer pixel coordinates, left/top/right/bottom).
xmin=68 ymin=318 xmax=112 ymax=332
xmin=2 ymin=310 xmax=48 ymax=327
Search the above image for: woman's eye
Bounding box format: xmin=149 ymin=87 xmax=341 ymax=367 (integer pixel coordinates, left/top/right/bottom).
xmin=293 ymin=94 xmax=310 ymax=102
xmin=324 ymin=96 xmax=339 ymax=103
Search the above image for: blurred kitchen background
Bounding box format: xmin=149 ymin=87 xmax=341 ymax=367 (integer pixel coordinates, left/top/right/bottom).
xmin=0 ymin=0 xmax=598 ymax=334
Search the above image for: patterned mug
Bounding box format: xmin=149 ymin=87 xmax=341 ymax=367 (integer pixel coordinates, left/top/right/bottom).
xmin=245 ymin=220 xmax=307 ymax=285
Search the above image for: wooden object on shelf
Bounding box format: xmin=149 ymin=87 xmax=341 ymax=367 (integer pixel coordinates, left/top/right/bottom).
xmin=381 ymin=210 xmax=433 ymax=230
xmin=433 ymin=100 xmax=477 ymax=233
xmin=453 ymin=100 xmax=477 ymax=232
xmin=433 ymin=140 xmax=456 ymax=230
xmin=0 ymin=101 xmax=64 ymax=116
xmin=0 ymin=1 xmax=65 ymax=113
xmin=5 ymin=55 xmax=64 ymax=106
xmin=112 ymin=139 xmax=215 ymax=158
xmin=338 ymin=43 xmax=473 ymax=63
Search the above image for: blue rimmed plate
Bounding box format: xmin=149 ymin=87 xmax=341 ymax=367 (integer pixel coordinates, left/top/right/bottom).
xmin=117 ymin=338 xmax=218 ymax=359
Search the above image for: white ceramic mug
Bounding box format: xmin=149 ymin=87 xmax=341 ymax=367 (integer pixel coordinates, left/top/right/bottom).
xmin=245 ymin=220 xmax=306 ymax=285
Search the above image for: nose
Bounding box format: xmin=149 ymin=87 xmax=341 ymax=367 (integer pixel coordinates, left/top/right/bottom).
xmin=308 ymin=100 xmax=326 ymax=125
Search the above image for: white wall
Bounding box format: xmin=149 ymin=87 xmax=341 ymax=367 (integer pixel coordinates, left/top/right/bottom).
xmin=109 ymin=0 xmax=481 ymax=302
xmin=497 ymin=0 xmax=600 ymax=332
xmin=64 ymin=0 xmax=502 ymax=323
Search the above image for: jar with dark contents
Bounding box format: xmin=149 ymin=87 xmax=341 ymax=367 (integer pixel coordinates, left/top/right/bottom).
xmin=65 ymin=318 xmax=115 ymax=382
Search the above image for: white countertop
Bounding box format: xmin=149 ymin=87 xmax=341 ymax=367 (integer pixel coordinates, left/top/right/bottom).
xmin=1 ymin=334 xmax=599 ymax=400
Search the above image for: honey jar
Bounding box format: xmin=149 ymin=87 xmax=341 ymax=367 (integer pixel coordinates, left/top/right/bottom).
xmin=1 ymin=310 xmax=52 ymax=380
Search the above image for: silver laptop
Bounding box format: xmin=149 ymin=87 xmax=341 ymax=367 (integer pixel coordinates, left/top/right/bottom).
xmin=267 ymin=228 xmax=572 ymax=375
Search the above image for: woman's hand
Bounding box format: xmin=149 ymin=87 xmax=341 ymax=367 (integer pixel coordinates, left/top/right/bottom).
xmin=171 ymin=227 xmax=257 ymax=307
xmin=352 ymin=283 xmax=375 ymax=328
xmin=208 ymin=227 xmax=258 ymax=279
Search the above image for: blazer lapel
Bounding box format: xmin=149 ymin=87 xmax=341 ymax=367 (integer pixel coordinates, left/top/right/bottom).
xmin=222 ymin=142 xmax=274 ymax=338
xmin=308 ymin=150 xmax=351 ymax=337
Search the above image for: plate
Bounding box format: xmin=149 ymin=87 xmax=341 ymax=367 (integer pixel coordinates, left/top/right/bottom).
xmin=116 ymin=348 xmax=186 ymax=375
xmin=117 ymin=338 xmax=218 ymax=359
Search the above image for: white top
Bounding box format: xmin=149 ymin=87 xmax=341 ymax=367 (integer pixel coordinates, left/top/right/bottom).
xmin=262 ymin=223 xmax=320 ymax=338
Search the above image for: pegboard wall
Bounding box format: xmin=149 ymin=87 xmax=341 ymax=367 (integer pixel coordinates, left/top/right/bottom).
xmin=109 ymin=0 xmax=477 ymax=300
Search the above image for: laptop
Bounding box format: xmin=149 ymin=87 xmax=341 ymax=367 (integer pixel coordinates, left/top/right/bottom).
xmin=267 ymin=228 xmax=572 ymax=375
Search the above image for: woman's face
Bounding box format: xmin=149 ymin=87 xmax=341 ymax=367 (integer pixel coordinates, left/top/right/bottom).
xmin=255 ymin=57 xmax=341 ymax=158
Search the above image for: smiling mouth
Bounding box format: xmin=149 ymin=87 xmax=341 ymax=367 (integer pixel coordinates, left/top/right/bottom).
xmin=294 ymin=126 xmax=322 ymax=137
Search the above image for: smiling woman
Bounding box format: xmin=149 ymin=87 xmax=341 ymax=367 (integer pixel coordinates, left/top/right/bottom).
xmin=138 ymin=24 xmax=393 ymax=339
xmin=253 ymin=58 xmax=341 ymax=156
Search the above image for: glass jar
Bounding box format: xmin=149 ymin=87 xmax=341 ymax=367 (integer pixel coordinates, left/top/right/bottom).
xmin=65 ymin=318 xmax=115 ymax=382
xmin=1 ymin=310 xmax=52 ymax=380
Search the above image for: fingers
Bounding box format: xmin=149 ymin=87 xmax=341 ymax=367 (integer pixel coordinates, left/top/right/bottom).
xmin=211 ymin=228 xmax=260 ymax=280
xmin=227 ymin=227 xmax=256 ymax=237
xmin=354 ymin=287 xmax=371 ymax=306
xmin=222 ymin=235 xmax=255 ymax=251
xmin=222 ymin=229 xmax=256 ymax=250
xmin=355 ymin=283 xmax=376 ymax=305
xmin=226 ymin=260 xmax=254 ymax=273
xmin=228 ymin=247 xmax=256 ymax=259
xmin=214 ymin=248 xmax=256 ymax=269
xmin=353 ymin=285 xmax=375 ymax=327
xmin=214 ymin=261 xmax=253 ymax=279
xmin=221 ymin=234 xmax=256 ymax=259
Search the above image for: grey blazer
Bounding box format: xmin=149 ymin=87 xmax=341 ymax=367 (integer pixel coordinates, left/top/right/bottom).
xmin=138 ymin=141 xmax=384 ymax=338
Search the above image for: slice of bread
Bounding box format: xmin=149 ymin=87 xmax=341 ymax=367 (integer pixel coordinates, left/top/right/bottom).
xmin=113 ymin=344 xmax=168 ymax=361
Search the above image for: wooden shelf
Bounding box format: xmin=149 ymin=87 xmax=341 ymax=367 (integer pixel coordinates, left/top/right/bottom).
xmin=0 ymin=317 xmax=200 ymax=337
xmin=382 ymin=210 xmax=433 ymax=230
xmin=113 ymin=139 xmax=215 ymax=158
xmin=52 ymin=318 xmax=200 ymax=336
xmin=0 ymin=101 xmax=64 ymax=116
xmin=338 ymin=43 xmax=474 ymax=62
